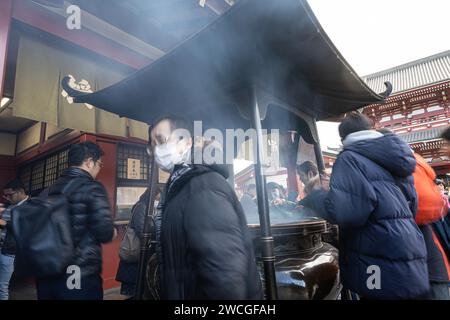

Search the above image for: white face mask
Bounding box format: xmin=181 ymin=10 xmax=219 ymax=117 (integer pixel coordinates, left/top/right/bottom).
xmin=154 ymin=141 xmax=190 ymax=172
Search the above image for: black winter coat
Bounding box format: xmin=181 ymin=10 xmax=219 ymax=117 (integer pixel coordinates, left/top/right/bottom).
xmin=47 ymin=167 xmax=114 ymax=277
xmin=159 ymin=164 xmax=263 ymax=300
xmin=115 ymin=189 xmax=148 ymax=292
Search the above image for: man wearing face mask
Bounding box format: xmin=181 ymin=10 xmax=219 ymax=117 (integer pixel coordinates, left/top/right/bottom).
xmin=35 ymin=142 xmax=115 ymax=300
xmin=150 ymin=116 xmax=263 ymax=300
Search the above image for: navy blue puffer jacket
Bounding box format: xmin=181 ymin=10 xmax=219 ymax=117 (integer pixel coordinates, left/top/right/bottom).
xmin=303 ymin=133 xmax=429 ymax=299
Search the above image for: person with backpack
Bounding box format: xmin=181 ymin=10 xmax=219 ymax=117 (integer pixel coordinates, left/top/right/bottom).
xmin=31 ymin=142 xmax=115 ymax=300
xmin=0 ymin=180 xmax=29 ymax=300
xmin=300 ymin=112 xmax=429 ymax=299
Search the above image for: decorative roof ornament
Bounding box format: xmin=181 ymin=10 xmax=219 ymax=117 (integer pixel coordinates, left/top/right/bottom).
xmin=61 ymin=75 xmax=94 ymax=110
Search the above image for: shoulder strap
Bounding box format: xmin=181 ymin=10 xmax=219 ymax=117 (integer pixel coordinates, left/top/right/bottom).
xmin=48 ymin=178 xmax=86 ymax=197
xmin=64 ymin=178 xmax=85 ymax=194
xmin=128 ymin=201 xmax=142 ymax=230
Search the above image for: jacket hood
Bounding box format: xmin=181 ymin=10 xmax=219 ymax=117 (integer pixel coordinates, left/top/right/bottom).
xmin=342 ymin=130 xmax=383 ymax=147
xmin=204 ymin=164 xmax=229 ymax=179
xmin=173 ymin=163 xmax=229 ymax=179
xmin=60 ymin=167 xmax=94 ymax=180
xmin=344 ymin=133 xmax=416 ymax=178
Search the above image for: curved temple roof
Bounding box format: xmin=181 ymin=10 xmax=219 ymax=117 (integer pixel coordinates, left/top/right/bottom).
xmin=62 ymin=0 xmax=391 ymax=129
xmin=362 ymin=50 xmax=450 ymax=94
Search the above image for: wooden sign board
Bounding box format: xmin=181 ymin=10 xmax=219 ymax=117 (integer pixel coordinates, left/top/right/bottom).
xmin=127 ymin=158 xmax=141 ymax=180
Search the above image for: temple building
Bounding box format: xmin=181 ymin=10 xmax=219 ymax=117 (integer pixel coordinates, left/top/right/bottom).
xmin=362 ymin=50 xmax=450 ymax=179
xmin=0 ymin=0 xmax=234 ymax=292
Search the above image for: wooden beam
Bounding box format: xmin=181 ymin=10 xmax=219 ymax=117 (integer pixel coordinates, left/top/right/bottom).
xmin=0 ymin=0 xmax=13 ymax=99
xmin=70 ymin=0 xmax=176 ymax=51
xmin=12 ymin=0 xmax=152 ymax=69
xmin=44 ymin=1 xmax=165 ymax=60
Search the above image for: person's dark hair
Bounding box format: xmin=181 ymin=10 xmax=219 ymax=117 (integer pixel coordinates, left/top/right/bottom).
xmin=68 ymin=142 xmax=104 ymax=167
xmin=247 ymin=183 xmax=256 ymax=192
xmin=296 ymin=161 xmax=319 ymax=176
xmin=267 ymin=182 xmax=280 ymax=191
xmin=436 ymin=179 xmax=445 ymax=187
xmin=150 ymin=116 xmax=194 ymax=146
xmin=441 ymin=126 xmax=450 ymax=142
xmin=338 ymin=112 xmax=373 ymax=140
xmin=4 ymin=179 xmax=26 ymax=192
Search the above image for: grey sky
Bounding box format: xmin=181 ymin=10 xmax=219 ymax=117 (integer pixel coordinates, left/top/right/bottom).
xmin=307 ymin=0 xmax=450 ymax=150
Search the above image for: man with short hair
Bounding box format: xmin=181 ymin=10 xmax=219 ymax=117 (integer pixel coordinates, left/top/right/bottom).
xmin=36 ymin=141 xmax=115 ymax=300
xmin=240 ymin=183 xmax=258 ymax=221
xmin=301 ymin=112 xmax=429 ymax=299
xmin=246 ymin=184 xmax=257 ymax=199
xmin=297 ymin=161 xmax=331 ymax=197
xmin=0 ymin=179 xmax=29 ymax=300
xmin=150 ymin=116 xmax=263 ymax=299
xmin=297 ymin=161 xmax=321 ymax=195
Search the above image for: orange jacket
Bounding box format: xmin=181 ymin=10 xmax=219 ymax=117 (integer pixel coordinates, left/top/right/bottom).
xmin=413 ymin=153 xmax=450 ymax=279
xmin=413 ymin=153 xmax=446 ymax=225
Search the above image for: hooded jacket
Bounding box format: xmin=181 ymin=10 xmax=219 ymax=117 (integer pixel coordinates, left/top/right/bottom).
xmin=302 ymin=132 xmax=429 ymax=299
xmin=158 ymin=164 xmax=263 ymax=300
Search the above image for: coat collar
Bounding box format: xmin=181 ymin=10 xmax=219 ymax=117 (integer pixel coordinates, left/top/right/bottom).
xmin=61 ymin=167 xmax=94 ymax=180
xmin=342 ymin=130 xmax=383 ymax=147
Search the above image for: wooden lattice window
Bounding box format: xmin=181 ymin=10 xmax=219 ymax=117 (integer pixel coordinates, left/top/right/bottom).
xmin=18 ymin=147 xmax=70 ymax=196
xmin=57 ymin=149 xmax=69 ymax=177
xmin=31 ymin=160 xmax=45 ymax=192
xmin=19 ymin=165 xmax=31 ymax=194
xmin=44 ymin=154 xmax=59 ymax=188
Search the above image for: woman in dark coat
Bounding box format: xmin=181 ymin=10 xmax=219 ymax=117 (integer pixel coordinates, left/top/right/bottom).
xmin=301 ymin=113 xmax=429 ymax=299
xmin=115 ymin=189 xmax=153 ymax=298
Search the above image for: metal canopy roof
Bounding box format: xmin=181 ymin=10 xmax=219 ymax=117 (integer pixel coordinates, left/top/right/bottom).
xmin=63 ymin=0 xmax=390 ymax=130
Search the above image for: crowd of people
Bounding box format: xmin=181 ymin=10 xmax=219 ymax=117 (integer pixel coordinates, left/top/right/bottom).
xmin=0 ymin=113 xmax=449 ymax=300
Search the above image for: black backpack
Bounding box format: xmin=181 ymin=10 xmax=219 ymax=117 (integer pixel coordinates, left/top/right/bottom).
xmin=11 ymin=179 xmax=83 ymax=278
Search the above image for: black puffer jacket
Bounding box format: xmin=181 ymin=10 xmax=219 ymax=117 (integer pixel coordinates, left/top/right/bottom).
xmin=159 ymin=164 xmax=263 ymax=300
xmin=48 ymin=167 xmax=114 ymax=277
